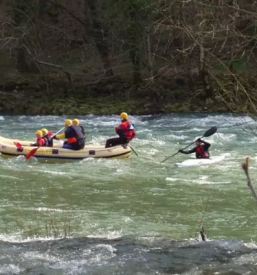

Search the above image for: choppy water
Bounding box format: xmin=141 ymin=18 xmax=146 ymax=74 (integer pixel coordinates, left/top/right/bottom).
xmin=0 ymin=114 xmax=257 ymax=274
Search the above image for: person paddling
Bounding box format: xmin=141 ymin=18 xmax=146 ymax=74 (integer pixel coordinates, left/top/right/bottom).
xmin=72 ymin=118 xmax=86 ymax=141
xmin=30 ymin=130 xmax=45 ymax=147
xmin=179 ymin=138 xmax=211 ymax=159
xmin=42 ymin=128 xmax=53 ymax=147
xmin=52 ymin=119 xmax=85 ymax=150
xmin=105 ymin=112 xmax=135 ymax=148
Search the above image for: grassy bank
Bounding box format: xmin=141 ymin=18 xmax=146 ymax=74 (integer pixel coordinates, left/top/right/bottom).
xmin=0 ymin=72 xmax=230 ymax=115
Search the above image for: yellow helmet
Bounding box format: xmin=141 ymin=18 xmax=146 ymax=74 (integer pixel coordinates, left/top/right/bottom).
xmin=72 ymin=118 xmax=80 ymax=125
xmin=120 ymin=112 xmax=128 ymax=120
xmin=35 ymin=130 xmax=43 ymax=137
xmin=41 ymin=128 xmax=48 ymax=134
xmin=65 ymin=119 xmax=72 ymax=126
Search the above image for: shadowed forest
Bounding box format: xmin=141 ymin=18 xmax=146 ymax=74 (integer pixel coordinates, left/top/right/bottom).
xmin=0 ymin=0 xmax=257 ymax=115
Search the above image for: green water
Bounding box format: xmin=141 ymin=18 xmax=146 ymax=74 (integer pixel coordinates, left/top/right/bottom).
xmin=0 ymin=113 xmax=257 ymax=243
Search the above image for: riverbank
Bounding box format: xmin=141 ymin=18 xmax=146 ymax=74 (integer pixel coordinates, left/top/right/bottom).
xmin=1 ymin=0 xmax=256 ymax=117
xmin=0 ymin=73 xmax=231 ymax=115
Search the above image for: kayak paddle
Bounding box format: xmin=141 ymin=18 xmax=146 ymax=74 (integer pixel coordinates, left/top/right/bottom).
xmin=160 ymin=126 xmax=217 ymax=163
xmin=49 ymin=127 xmax=65 ymax=140
xmin=25 ymin=147 xmax=39 ymax=159
xmin=129 ymin=145 xmax=139 ymax=157
xmin=14 ymin=142 xmax=23 ymax=148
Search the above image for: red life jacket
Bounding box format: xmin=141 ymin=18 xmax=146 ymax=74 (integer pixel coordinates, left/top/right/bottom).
xmin=117 ymin=120 xmax=135 ymax=140
xmin=195 ymin=145 xmax=208 ymax=158
xmin=36 ymin=137 xmax=45 ymax=147
xmin=68 ymin=137 xmax=77 ymax=144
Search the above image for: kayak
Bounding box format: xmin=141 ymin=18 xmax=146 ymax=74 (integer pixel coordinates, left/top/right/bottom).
xmin=177 ymin=155 xmax=225 ymax=167
xmin=0 ymin=135 xmax=131 ymax=163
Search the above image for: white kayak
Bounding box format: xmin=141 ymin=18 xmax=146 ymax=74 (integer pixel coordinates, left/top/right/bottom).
xmin=177 ymin=155 xmax=225 ymax=167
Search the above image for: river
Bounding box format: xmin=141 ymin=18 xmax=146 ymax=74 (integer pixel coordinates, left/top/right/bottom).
xmin=0 ymin=113 xmax=256 ymax=274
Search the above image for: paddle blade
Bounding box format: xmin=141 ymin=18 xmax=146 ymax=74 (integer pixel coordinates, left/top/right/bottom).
xmin=203 ymin=126 xmax=217 ymax=138
xmin=14 ymin=142 xmax=22 ymax=148
xmin=25 ymin=147 xmax=39 ymax=159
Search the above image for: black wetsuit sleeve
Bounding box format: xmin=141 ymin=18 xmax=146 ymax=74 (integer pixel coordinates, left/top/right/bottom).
xmin=80 ymin=126 xmax=86 ymax=135
xmin=80 ymin=126 xmax=86 ymax=139
xmin=180 ymin=147 xmax=196 ymax=154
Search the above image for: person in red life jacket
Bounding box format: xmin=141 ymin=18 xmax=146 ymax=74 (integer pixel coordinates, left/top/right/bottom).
xmin=72 ymin=118 xmax=86 ymax=141
xmin=30 ymin=130 xmax=45 ymax=147
xmin=41 ymin=128 xmax=53 ymax=147
xmin=105 ymin=112 xmax=136 ymax=148
xmin=178 ymin=138 xmax=211 ymax=158
xmin=52 ymin=119 xmax=85 ymax=150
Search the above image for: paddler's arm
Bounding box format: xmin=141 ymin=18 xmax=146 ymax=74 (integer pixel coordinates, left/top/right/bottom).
xmin=179 ymin=147 xmax=196 ymax=154
xmin=52 ymin=133 xmax=66 ymax=140
xmin=115 ymin=126 xmax=124 ymax=137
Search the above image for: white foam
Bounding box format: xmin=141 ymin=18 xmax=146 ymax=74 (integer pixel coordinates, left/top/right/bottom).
xmin=40 ymin=170 xmax=67 ymax=175
xmin=87 ymin=231 xmax=122 ymax=239
xmin=0 ymin=264 xmax=21 ymax=274
xmin=169 ymin=127 xmax=203 ymax=133
xmin=177 ymin=155 xmax=225 ymax=167
xmin=0 ymin=175 xmax=22 ymax=180
xmin=34 ymin=207 xmax=64 ymax=212
xmin=22 ymin=251 xmax=59 ymax=262
xmin=166 ymin=175 xmax=231 ymax=185
xmin=0 ymin=233 xmax=63 ymax=242
xmin=244 ymin=240 xmax=257 ymax=249
xmin=168 ymin=134 xmax=189 ymax=140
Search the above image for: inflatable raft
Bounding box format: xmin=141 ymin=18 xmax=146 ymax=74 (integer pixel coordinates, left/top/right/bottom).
xmin=0 ymin=135 xmax=131 ymax=163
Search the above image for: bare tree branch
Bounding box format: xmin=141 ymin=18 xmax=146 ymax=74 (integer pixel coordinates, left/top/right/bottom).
xmin=242 ymin=157 xmax=257 ymax=203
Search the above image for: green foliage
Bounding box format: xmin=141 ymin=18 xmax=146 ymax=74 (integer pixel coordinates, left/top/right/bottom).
xmin=104 ymin=0 xmax=155 ymax=82
xmin=105 ymin=0 xmax=154 ymax=49
xmin=105 ymin=0 xmax=154 ymax=33
xmin=251 ymin=20 xmax=257 ymax=36
xmin=213 ymin=59 xmax=249 ymax=72
xmin=16 ymin=211 xmax=81 ymax=239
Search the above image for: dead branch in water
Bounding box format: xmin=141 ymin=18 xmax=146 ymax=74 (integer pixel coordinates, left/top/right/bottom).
xmin=242 ymin=157 xmax=257 ymax=203
xmin=200 ymin=227 xmax=206 ymax=241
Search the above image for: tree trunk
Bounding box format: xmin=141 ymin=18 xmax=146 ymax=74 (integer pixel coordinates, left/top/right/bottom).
xmin=130 ymin=46 xmax=143 ymax=85
xmin=16 ymin=47 xmax=29 ymax=73
xmin=146 ymin=16 xmax=153 ymax=82
xmin=199 ymin=41 xmax=214 ymax=99
xmin=49 ymin=0 xmax=113 ymax=77
xmin=86 ymin=0 xmax=113 ymax=77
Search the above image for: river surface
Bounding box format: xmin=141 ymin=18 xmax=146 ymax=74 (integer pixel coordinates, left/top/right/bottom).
xmin=0 ymin=114 xmax=257 ymax=274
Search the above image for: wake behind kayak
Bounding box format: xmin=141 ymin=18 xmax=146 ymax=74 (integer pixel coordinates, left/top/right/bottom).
xmin=176 ymin=155 xmax=225 ymax=167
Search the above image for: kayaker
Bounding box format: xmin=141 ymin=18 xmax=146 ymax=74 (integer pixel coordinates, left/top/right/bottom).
xmin=72 ymin=118 xmax=86 ymax=141
xmin=105 ymin=112 xmax=135 ymax=148
xmin=52 ymin=119 xmax=85 ymax=150
xmin=41 ymin=128 xmax=53 ymax=147
xmin=179 ymin=138 xmax=211 ymax=158
xmin=30 ymin=130 xmax=45 ymax=147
